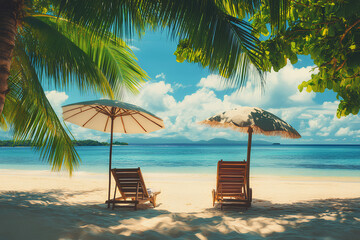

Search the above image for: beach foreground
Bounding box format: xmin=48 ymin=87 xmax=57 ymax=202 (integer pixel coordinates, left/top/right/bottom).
xmin=0 ymin=169 xmax=359 ymax=239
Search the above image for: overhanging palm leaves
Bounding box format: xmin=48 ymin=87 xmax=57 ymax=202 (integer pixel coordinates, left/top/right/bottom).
xmin=1 ymin=6 xmax=148 ymax=174
xmin=152 ymin=0 xmax=265 ymax=88
xmin=55 ymin=0 xmax=267 ymax=87
xmin=21 ymin=15 xmax=147 ymax=97
xmin=264 ymin=0 xmax=289 ymax=33
xmin=54 ymin=0 xmax=289 ymax=86
xmin=4 ymin=46 xmax=80 ymax=173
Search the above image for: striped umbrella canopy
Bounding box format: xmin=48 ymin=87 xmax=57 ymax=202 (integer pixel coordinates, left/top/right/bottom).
xmin=62 ymin=99 xmax=165 ymax=208
xmin=200 ymin=107 xmax=301 ymax=202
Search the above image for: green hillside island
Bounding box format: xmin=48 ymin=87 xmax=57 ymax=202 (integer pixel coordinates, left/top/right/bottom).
xmin=0 ymin=140 xmax=128 ymax=147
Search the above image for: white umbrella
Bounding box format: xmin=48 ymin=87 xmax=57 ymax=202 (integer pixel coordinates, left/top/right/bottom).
xmin=200 ymin=107 xmax=301 ymax=203
xmin=62 ymin=99 xmax=165 ymax=208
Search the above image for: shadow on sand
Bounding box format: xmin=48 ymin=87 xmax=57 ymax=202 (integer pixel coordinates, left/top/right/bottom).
xmin=0 ymin=190 xmax=359 ymax=239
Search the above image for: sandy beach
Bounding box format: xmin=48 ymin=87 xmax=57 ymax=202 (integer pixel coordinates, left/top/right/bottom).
xmin=0 ymin=169 xmax=359 ymax=239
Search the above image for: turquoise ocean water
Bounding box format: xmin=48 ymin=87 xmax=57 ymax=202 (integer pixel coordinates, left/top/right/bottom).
xmin=1 ymin=145 xmax=360 ymax=177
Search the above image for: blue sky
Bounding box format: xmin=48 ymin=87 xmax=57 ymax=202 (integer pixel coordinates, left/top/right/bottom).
xmin=3 ymin=30 xmax=360 ymax=144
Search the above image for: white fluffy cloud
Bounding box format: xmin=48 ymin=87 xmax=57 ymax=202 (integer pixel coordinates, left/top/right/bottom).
xmin=50 ymin=64 xmax=360 ymax=143
xmin=129 ymin=81 xmax=176 ymax=113
xmin=125 ymin=81 xmax=238 ymax=141
xmin=67 ymin=124 xmax=109 ymax=141
xmin=155 ymin=73 xmax=166 ymax=79
xmin=223 ymin=63 xmax=316 ymax=109
xmin=120 ymin=64 xmax=360 ymax=143
xmin=334 ymin=127 xmax=360 ymax=137
xmin=45 ymin=90 xmax=69 ymax=115
xmin=197 ymin=74 xmax=231 ymax=91
xmin=335 ymin=127 xmax=350 ymax=136
xmin=128 ymin=45 xmax=140 ymax=51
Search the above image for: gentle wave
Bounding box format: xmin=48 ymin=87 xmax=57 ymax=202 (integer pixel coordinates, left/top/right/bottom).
xmin=1 ymin=145 xmax=360 ymax=176
xmin=293 ymin=164 xmax=360 ymax=170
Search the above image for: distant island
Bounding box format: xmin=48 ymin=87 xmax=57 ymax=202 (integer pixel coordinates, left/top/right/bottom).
xmin=72 ymin=140 xmax=128 ymax=146
xmin=0 ymin=138 xmax=273 ymax=146
xmin=124 ymin=137 xmax=274 ymax=145
xmin=0 ymin=140 xmax=128 ymax=147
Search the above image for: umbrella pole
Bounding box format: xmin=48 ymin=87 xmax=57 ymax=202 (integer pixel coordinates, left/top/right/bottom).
xmin=246 ymin=127 xmax=253 ymax=202
xmin=107 ymin=118 xmax=114 ymax=208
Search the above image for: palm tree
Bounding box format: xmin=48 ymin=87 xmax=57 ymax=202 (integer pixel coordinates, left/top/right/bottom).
xmin=0 ymin=0 xmax=287 ymax=174
xmin=0 ymin=0 xmax=147 ymax=174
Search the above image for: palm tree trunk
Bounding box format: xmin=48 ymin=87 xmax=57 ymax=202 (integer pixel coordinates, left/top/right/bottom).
xmin=0 ymin=0 xmax=19 ymax=114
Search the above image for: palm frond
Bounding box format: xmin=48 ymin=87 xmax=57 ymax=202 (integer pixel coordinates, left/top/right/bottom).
xmin=33 ymin=15 xmax=148 ymax=97
xmin=53 ymin=0 xmax=264 ymax=88
xmin=3 ymin=45 xmax=80 ymax=174
xmin=0 ymin=110 xmax=9 ymax=131
xmin=144 ymin=0 xmax=265 ymax=88
xmin=265 ymin=0 xmax=289 ymax=33
xmin=20 ymin=16 xmax=115 ymax=98
xmin=214 ymin=0 xmax=261 ymax=18
xmin=155 ymin=0 xmax=265 ymax=88
xmin=53 ymin=0 xmax=145 ymax=39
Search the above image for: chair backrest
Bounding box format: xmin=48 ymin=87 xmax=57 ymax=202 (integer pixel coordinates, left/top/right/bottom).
xmin=216 ymin=160 xmax=247 ymax=196
xmin=111 ymin=168 xmax=149 ymax=199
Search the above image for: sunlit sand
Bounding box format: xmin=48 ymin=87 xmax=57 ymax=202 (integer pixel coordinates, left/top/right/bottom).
xmin=0 ymin=169 xmax=359 ymax=239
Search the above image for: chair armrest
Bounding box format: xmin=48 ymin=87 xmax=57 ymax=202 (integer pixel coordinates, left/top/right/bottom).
xmin=152 ymin=191 xmax=161 ymax=196
xmin=147 ymin=188 xmax=161 ymax=197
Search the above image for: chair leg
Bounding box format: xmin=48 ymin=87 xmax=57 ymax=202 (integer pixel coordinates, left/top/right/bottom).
xmin=212 ymin=189 xmax=216 ymax=207
xmin=220 ymin=186 xmax=223 ymax=210
xmin=134 ymin=182 xmax=139 ymax=210
xmin=112 ymin=185 xmax=117 ymax=210
xmin=151 ymin=195 xmax=157 ymax=208
xmin=243 ymin=184 xmax=248 ymax=201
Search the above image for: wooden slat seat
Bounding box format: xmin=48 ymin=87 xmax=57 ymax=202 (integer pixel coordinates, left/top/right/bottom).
xmin=105 ymin=167 xmax=160 ymax=210
xmin=212 ymin=160 xmax=252 ymax=209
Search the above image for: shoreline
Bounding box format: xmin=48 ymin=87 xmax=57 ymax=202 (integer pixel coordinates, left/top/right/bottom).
xmin=1 ymin=167 xmax=360 ymax=181
xmin=2 ymin=168 xmax=360 ymax=181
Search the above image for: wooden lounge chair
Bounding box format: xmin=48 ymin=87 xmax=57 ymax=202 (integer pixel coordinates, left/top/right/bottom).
xmin=212 ymin=160 xmax=252 ymax=209
xmin=106 ymin=168 xmax=160 ymax=210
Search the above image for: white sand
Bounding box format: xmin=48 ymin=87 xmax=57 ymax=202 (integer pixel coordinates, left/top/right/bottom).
xmin=0 ymin=169 xmax=360 ymax=239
